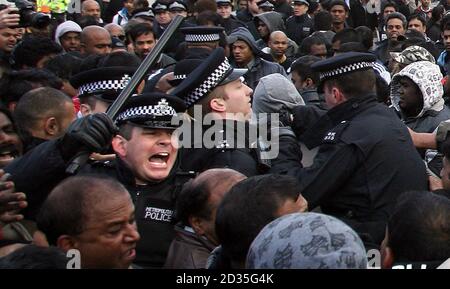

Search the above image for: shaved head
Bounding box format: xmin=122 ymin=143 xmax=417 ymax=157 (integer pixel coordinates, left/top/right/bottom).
xmin=81 ymin=26 xmax=112 ymax=55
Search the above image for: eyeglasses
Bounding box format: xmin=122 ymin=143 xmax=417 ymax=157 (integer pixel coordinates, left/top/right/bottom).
xmin=113 ymin=35 xmax=126 ymax=41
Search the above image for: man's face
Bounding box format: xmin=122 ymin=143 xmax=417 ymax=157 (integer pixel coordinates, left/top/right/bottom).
xmin=133 ymin=32 xmax=156 ymax=59
xmin=386 ymin=18 xmax=405 ymax=41
xmin=268 ymin=33 xmax=288 ymax=58
xmin=107 ymin=26 xmax=126 ymax=42
xmin=397 ymin=76 xmax=423 ymax=116
xmin=383 ymin=6 xmax=396 ymax=19
xmin=421 ymin=0 xmax=430 ymax=7
xmin=124 ymin=0 xmax=134 ymax=13
xmin=221 ymin=78 xmax=253 ymax=119
xmin=0 ymin=28 xmax=17 ymax=53
xmin=239 ymin=0 xmax=248 ymax=10
xmin=330 ymin=5 xmax=347 ymax=24
xmin=60 ymin=32 xmax=81 ymax=52
xmin=247 ymin=0 xmax=259 ymax=14
xmin=291 ymin=70 xmax=306 ymax=92
xmin=310 ymin=43 xmax=327 ymax=58
xmin=118 ymin=127 xmax=178 ymax=183
xmin=83 ymin=31 xmax=112 ymax=55
xmin=256 ymin=20 xmax=269 ymax=39
xmin=57 ymin=101 xmax=77 ymax=137
xmin=443 ymin=30 xmax=450 ymax=52
xmin=293 ymin=3 xmax=308 ymax=17
xmin=441 ymin=156 xmax=450 ymax=190
xmin=232 ymin=40 xmax=254 ymax=66
xmin=0 ymin=112 xmax=22 ymax=168
xmin=155 ymin=10 xmax=171 ymax=25
xmin=408 ymin=19 xmax=426 ymax=34
xmin=217 ymin=4 xmax=232 ymax=18
xmin=82 ymin=2 xmax=101 ymax=21
xmin=72 ymin=192 xmax=140 ymax=269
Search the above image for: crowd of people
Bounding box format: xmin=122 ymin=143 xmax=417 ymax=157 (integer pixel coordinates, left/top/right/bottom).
xmin=0 ymin=0 xmax=449 ymax=270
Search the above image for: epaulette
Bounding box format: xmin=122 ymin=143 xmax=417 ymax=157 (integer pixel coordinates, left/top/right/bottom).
xmin=89 ymin=160 xmax=115 ymax=168
xmin=322 ymin=120 xmax=350 ymax=144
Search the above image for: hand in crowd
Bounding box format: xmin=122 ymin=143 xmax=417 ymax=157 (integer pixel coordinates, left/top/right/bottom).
xmin=0 ymin=170 xmax=27 ymax=224
xmin=428 ymin=175 xmax=443 ymax=191
xmin=0 ymin=7 xmax=20 ymax=29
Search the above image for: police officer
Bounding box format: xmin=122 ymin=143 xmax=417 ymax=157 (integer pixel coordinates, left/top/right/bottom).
xmin=285 ymin=0 xmax=313 ymax=46
xmin=6 ymin=93 xmax=193 ymax=268
xmin=279 ymin=52 xmax=428 ymax=247
xmin=172 ymin=48 xmax=270 ymax=176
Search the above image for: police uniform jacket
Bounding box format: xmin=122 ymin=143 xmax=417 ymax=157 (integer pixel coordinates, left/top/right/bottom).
xmin=179 ymin=120 xmax=269 ymax=177
xmin=278 ymin=94 xmax=428 ymax=244
xmin=5 ymin=139 xmax=193 ymax=268
xmin=286 ymin=14 xmax=313 ymax=46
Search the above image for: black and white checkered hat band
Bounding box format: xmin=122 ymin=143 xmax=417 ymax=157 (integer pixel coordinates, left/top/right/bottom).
xmin=169 ymin=2 xmax=186 ymax=9
xmin=79 ymin=75 xmax=131 ymax=95
xmin=185 ymin=33 xmax=220 ymax=42
xmin=173 ymin=74 xmax=186 ymax=80
xmin=319 ymin=62 xmax=374 ymax=80
xmin=115 ymin=101 xmax=177 ymax=123
xmin=185 ymin=58 xmax=231 ymax=107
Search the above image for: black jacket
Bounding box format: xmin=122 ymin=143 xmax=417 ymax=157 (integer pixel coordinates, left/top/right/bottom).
xmin=278 ymin=95 xmax=428 ymax=245
xmin=241 ymin=57 xmax=287 ymax=90
xmin=286 ymin=14 xmax=313 ymax=46
xmin=5 ymin=139 xmax=194 ymax=268
xmin=179 ymin=120 xmax=269 ymax=177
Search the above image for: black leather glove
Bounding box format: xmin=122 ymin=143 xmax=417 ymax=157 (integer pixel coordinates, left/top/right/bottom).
xmin=59 ymin=113 xmax=118 ymax=162
xmin=436 ymin=120 xmax=450 ymax=152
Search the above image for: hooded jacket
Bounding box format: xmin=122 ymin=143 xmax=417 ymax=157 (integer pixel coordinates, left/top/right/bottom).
xmin=54 ymin=21 xmax=82 ymax=50
xmin=254 ymin=12 xmax=298 ymax=57
xmin=252 ymin=73 xmax=305 ymax=119
xmin=228 ymin=27 xmax=287 ymax=90
xmin=390 ymin=61 xmax=450 ymax=133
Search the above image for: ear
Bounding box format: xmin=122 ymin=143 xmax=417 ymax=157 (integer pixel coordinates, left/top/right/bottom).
xmin=7 ymin=102 xmax=17 ymax=112
xmin=382 ymin=246 xmax=394 ymax=269
xmin=209 ymin=98 xmax=226 ymax=113
xmin=80 ymin=42 xmax=86 ymax=54
xmin=79 ymin=104 xmax=92 ymax=117
xmin=56 ymin=235 xmax=78 ymax=252
xmin=189 ymin=216 xmax=206 ymax=236
xmin=112 ymin=134 xmax=128 ymax=158
xmin=44 ymin=117 xmax=59 ymax=137
xmin=304 ymin=78 xmax=314 ymax=89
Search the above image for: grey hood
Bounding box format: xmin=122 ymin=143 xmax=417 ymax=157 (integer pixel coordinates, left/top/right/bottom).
xmin=252 ymin=73 xmax=305 ymax=121
xmin=254 ymin=11 xmax=285 ymax=33
xmin=227 ymin=27 xmax=261 ymax=55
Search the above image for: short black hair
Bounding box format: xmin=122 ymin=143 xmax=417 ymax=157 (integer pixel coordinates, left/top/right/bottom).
xmin=13 ymin=87 xmax=72 ymax=137
xmin=44 ymin=53 xmax=83 ymax=81
xmin=128 ymin=22 xmax=153 ymax=42
xmin=290 ymin=55 xmax=321 ymax=85
xmin=0 ymin=245 xmax=68 ymax=269
xmin=325 ymin=69 xmax=376 ymax=98
xmin=0 ymin=69 xmax=63 ymax=105
xmin=98 ymin=51 xmax=141 ymax=68
xmin=300 ymin=35 xmax=326 ymax=55
xmin=76 ymin=15 xmax=100 ymax=28
xmin=387 ymin=191 xmax=450 ymax=262
xmin=381 ymin=1 xmax=398 ymax=13
xmin=328 ymin=0 xmax=349 ymax=12
xmin=12 ymin=37 xmax=63 ymax=69
xmin=215 ymin=174 xmax=302 ymax=264
xmin=356 ymin=26 xmax=374 ymax=51
xmin=37 ymin=175 xmax=129 ymax=246
xmin=313 ymin=10 xmax=332 ymax=31
xmin=332 ymin=28 xmax=360 ymax=45
xmin=408 ymin=13 xmax=427 ymax=28
xmin=176 ymin=178 xmax=212 ymax=226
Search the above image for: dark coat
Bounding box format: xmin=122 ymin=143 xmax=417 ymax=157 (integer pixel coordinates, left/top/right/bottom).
xmin=286 ymin=14 xmax=314 ymax=46
xmin=277 ymin=94 xmax=428 ymax=245
xmin=164 ymin=225 xmax=216 ymax=269
xmin=5 ymin=139 xmax=194 ymax=268
xmin=242 ymin=57 xmax=287 ymax=90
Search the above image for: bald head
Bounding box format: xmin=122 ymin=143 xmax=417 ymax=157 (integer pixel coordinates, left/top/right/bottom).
xmin=104 ymin=23 xmax=125 ymax=40
xmin=82 ymin=0 xmax=101 ymax=21
xmin=268 ymin=30 xmax=289 ymax=59
xmin=193 ymin=168 xmax=246 ymax=197
xmin=81 ymin=26 xmax=112 ymax=55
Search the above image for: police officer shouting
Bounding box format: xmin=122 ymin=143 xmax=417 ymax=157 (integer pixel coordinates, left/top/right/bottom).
xmin=5 ymin=93 xmax=191 ymax=268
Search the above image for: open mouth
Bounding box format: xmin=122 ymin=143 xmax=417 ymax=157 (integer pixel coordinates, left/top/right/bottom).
xmin=148 ymin=152 xmax=170 ymax=168
xmin=0 ymin=144 xmax=19 ymax=163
